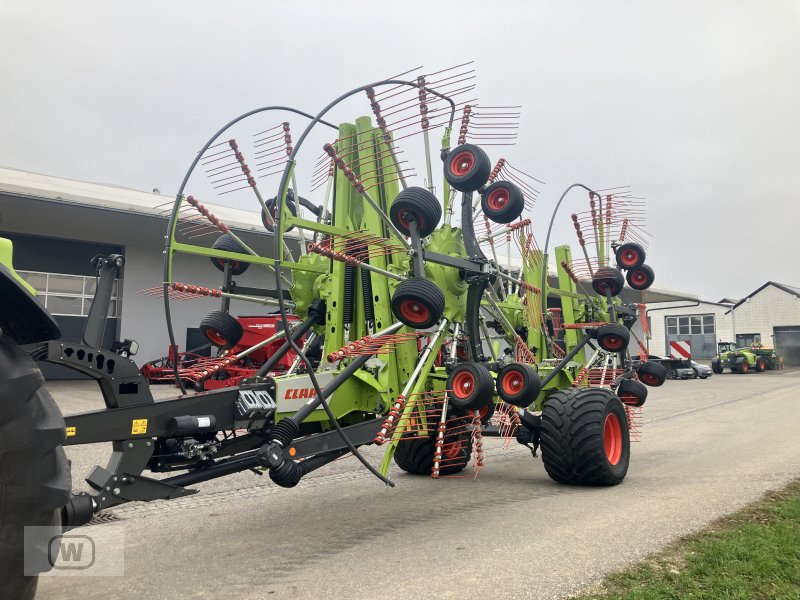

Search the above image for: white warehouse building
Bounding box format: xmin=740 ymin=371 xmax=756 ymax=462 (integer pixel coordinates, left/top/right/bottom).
xmin=646 ymin=282 xmax=800 ymax=365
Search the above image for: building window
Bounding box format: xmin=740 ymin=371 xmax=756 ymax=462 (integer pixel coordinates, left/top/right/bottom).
xmin=18 ymin=270 xmax=121 ymax=317
xmin=666 ymin=314 xmax=716 ymax=336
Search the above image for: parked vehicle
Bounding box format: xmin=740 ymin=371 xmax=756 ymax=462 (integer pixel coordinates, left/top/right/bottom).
xmin=711 ymin=342 xmax=771 ymax=374
xmin=689 ymin=360 xmax=712 ymax=379
xmin=633 ymin=355 xmax=694 ymax=380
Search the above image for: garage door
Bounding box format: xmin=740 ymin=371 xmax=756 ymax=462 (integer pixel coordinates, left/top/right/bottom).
xmin=774 ymin=326 xmax=800 ymax=366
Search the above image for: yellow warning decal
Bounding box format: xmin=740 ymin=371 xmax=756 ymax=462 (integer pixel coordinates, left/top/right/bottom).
xmin=66 ymin=426 xmax=76 ymax=437
xmin=131 ymin=419 xmax=148 ymax=435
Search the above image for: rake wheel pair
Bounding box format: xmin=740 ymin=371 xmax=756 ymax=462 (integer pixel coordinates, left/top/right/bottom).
xmin=443 ymin=143 xmax=524 ymax=223
xmin=614 ymin=243 xmax=655 ymax=291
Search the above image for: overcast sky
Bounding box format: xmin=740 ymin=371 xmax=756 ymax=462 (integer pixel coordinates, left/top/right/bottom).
xmin=1 ymin=0 xmax=798 ymax=301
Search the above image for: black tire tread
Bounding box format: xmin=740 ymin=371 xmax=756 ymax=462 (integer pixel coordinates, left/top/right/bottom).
xmin=393 ymin=431 xmax=472 ymax=476
xmin=200 ymin=310 xmax=244 ymax=349
xmin=0 ymin=337 xmax=71 ymax=599
xmin=540 ymin=388 xmax=630 ymax=486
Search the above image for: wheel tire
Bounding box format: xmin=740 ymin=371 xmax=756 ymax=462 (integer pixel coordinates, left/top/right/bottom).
xmin=755 ymin=358 xmax=766 ymax=372
xmin=615 ymin=243 xmax=646 ymax=270
xmin=480 ymin=181 xmax=525 ymax=224
xmin=496 ymin=363 xmax=541 ymax=408
xmin=737 ymin=358 xmax=750 ymax=374
xmin=711 ymin=359 xmax=722 ymax=374
xmin=591 ymin=266 xmax=625 ymax=297
xmin=637 ymin=361 xmax=667 ymax=387
xmin=389 ymin=187 xmax=442 ymax=238
xmin=626 ymin=264 xmax=655 ymax=291
xmin=666 ymin=369 xmax=677 ymax=380
xmin=443 ymin=143 xmax=492 ymax=193
xmin=261 ymin=194 xmax=297 ymax=232
xmin=0 ymin=337 xmax=71 ymax=599
xmin=391 ymin=278 xmax=445 ymax=329
xmin=393 ymin=429 xmax=472 ymax=476
xmin=616 ymin=378 xmax=648 ymax=407
xmin=595 ymin=323 xmax=630 ymax=352
xmin=210 ymin=234 xmax=250 ymax=276
xmin=200 ymin=311 xmax=243 ymax=349
xmin=447 ymin=362 xmax=495 ymax=411
xmin=540 ymin=388 xmax=630 ymax=486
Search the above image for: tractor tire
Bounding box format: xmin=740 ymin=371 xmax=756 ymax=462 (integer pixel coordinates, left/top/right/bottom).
xmin=637 ymin=361 xmax=667 ymax=387
xmin=626 ymin=264 xmax=655 ymax=291
xmin=616 ymin=378 xmax=648 ymax=407
xmin=540 ymin=388 xmax=630 ymax=486
xmin=389 ymin=187 xmax=442 ymax=238
xmin=736 ymin=358 xmax=750 ymax=374
xmin=595 ymin=323 xmax=630 ymax=352
xmin=391 ymin=278 xmax=445 ymax=330
xmin=210 ymin=234 xmax=250 ymax=276
xmin=200 ymin=310 xmax=243 ymax=349
xmin=393 ymin=429 xmax=472 ymax=476
xmin=496 ymin=362 xmax=541 ymax=407
xmin=0 ymin=336 xmax=71 ymax=600
xmin=480 ymin=181 xmax=525 ymax=224
xmin=447 ymin=362 xmax=495 ymax=411
xmin=443 ymin=143 xmax=492 ymax=193
xmin=614 ymin=243 xmax=646 ymax=270
xmin=711 ymin=359 xmax=722 ymax=374
xmin=591 ymin=267 xmax=625 ymax=297
xmin=755 ymin=358 xmax=766 ymax=372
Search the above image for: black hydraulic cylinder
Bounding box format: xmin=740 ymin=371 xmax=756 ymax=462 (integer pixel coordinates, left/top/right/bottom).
xmin=540 ymin=331 xmax=594 ymax=388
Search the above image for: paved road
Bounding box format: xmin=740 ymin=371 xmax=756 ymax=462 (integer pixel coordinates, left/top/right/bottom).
xmin=38 ymin=370 xmax=800 ymax=599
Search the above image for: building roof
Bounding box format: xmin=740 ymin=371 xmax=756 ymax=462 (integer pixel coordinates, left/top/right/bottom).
xmin=727 ymin=281 xmax=800 ymax=312
xmin=0 ymin=166 xmax=269 ymax=234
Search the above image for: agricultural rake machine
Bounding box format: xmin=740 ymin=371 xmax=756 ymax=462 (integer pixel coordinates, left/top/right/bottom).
xmin=0 ymin=67 xmax=669 ymax=592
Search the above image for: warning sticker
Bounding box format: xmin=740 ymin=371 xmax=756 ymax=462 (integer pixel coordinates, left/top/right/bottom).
xmin=131 ymin=419 xmax=148 ymax=435
xmin=65 ymin=426 xmax=76 ymax=437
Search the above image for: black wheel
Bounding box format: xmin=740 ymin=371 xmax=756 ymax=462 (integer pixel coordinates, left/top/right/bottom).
xmin=591 ymin=266 xmax=625 ymax=297
xmin=393 ymin=429 xmax=472 ymax=476
xmin=442 ymin=143 xmax=492 ymax=193
xmin=691 ymin=369 xmax=699 ymax=379
xmin=261 ymin=192 xmax=297 ymax=232
xmin=210 ymin=234 xmax=250 ymax=276
xmin=637 ymin=361 xmax=666 ymax=387
xmin=711 ymin=359 xmax=722 ymax=374
xmin=737 ymin=358 xmax=750 ymax=374
xmin=615 ymin=243 xmax=646 ymax=270
xmin=480 ymin=181 xmax=524 ymax=224
xmin=755 ymin=358 xmax=766 ymax=372
xmin=595 ymin=323 xmax=630 ymax=352
xmin=447 ymin=362 xmax=495 ymax=411
xmin=540 ymin=388 xmax=630 ymax=486
xmin=0 ymin=337 xmax=71 ymax=599
xmin=391 ymin=278 xmax=445 ymax=329
xmin=616 ymin=378 xmax=648 ymax=407
xmin=626 ymin=264 xmax=655 ymax=291
xmin=389 ymin=187 xmax=442 ymax=238
xmin=666 ymin=369 xmax=677 ymax=380
xmin=496 ymin=362 xmax=541 ymax=407
xmin=200 ymin=310 xmax=243 ymax=349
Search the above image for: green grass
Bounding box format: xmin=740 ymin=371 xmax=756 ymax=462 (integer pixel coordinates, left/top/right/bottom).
xmin=578 ymin=479 xmax=800 ymax=600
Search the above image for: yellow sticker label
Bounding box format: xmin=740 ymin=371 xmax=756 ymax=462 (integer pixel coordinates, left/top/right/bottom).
xmin=66 ymin=426 xmax=76 ymax=437
xmin=131 ymin=419 xmax=148 ymax=435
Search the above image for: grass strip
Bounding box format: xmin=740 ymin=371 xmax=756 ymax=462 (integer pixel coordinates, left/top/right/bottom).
xmin=578 ymin=478 xmax=800 ymax=600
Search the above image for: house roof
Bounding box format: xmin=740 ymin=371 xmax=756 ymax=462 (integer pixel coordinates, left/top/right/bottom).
xmin=0 ymin=166 xmax=273 ymax=234
xmin=727 ymin=281 xmax=800 ymax=312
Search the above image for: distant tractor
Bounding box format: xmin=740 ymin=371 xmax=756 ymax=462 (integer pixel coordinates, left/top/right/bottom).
xmin=711 ymin=341 xmax=775 ymax=374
